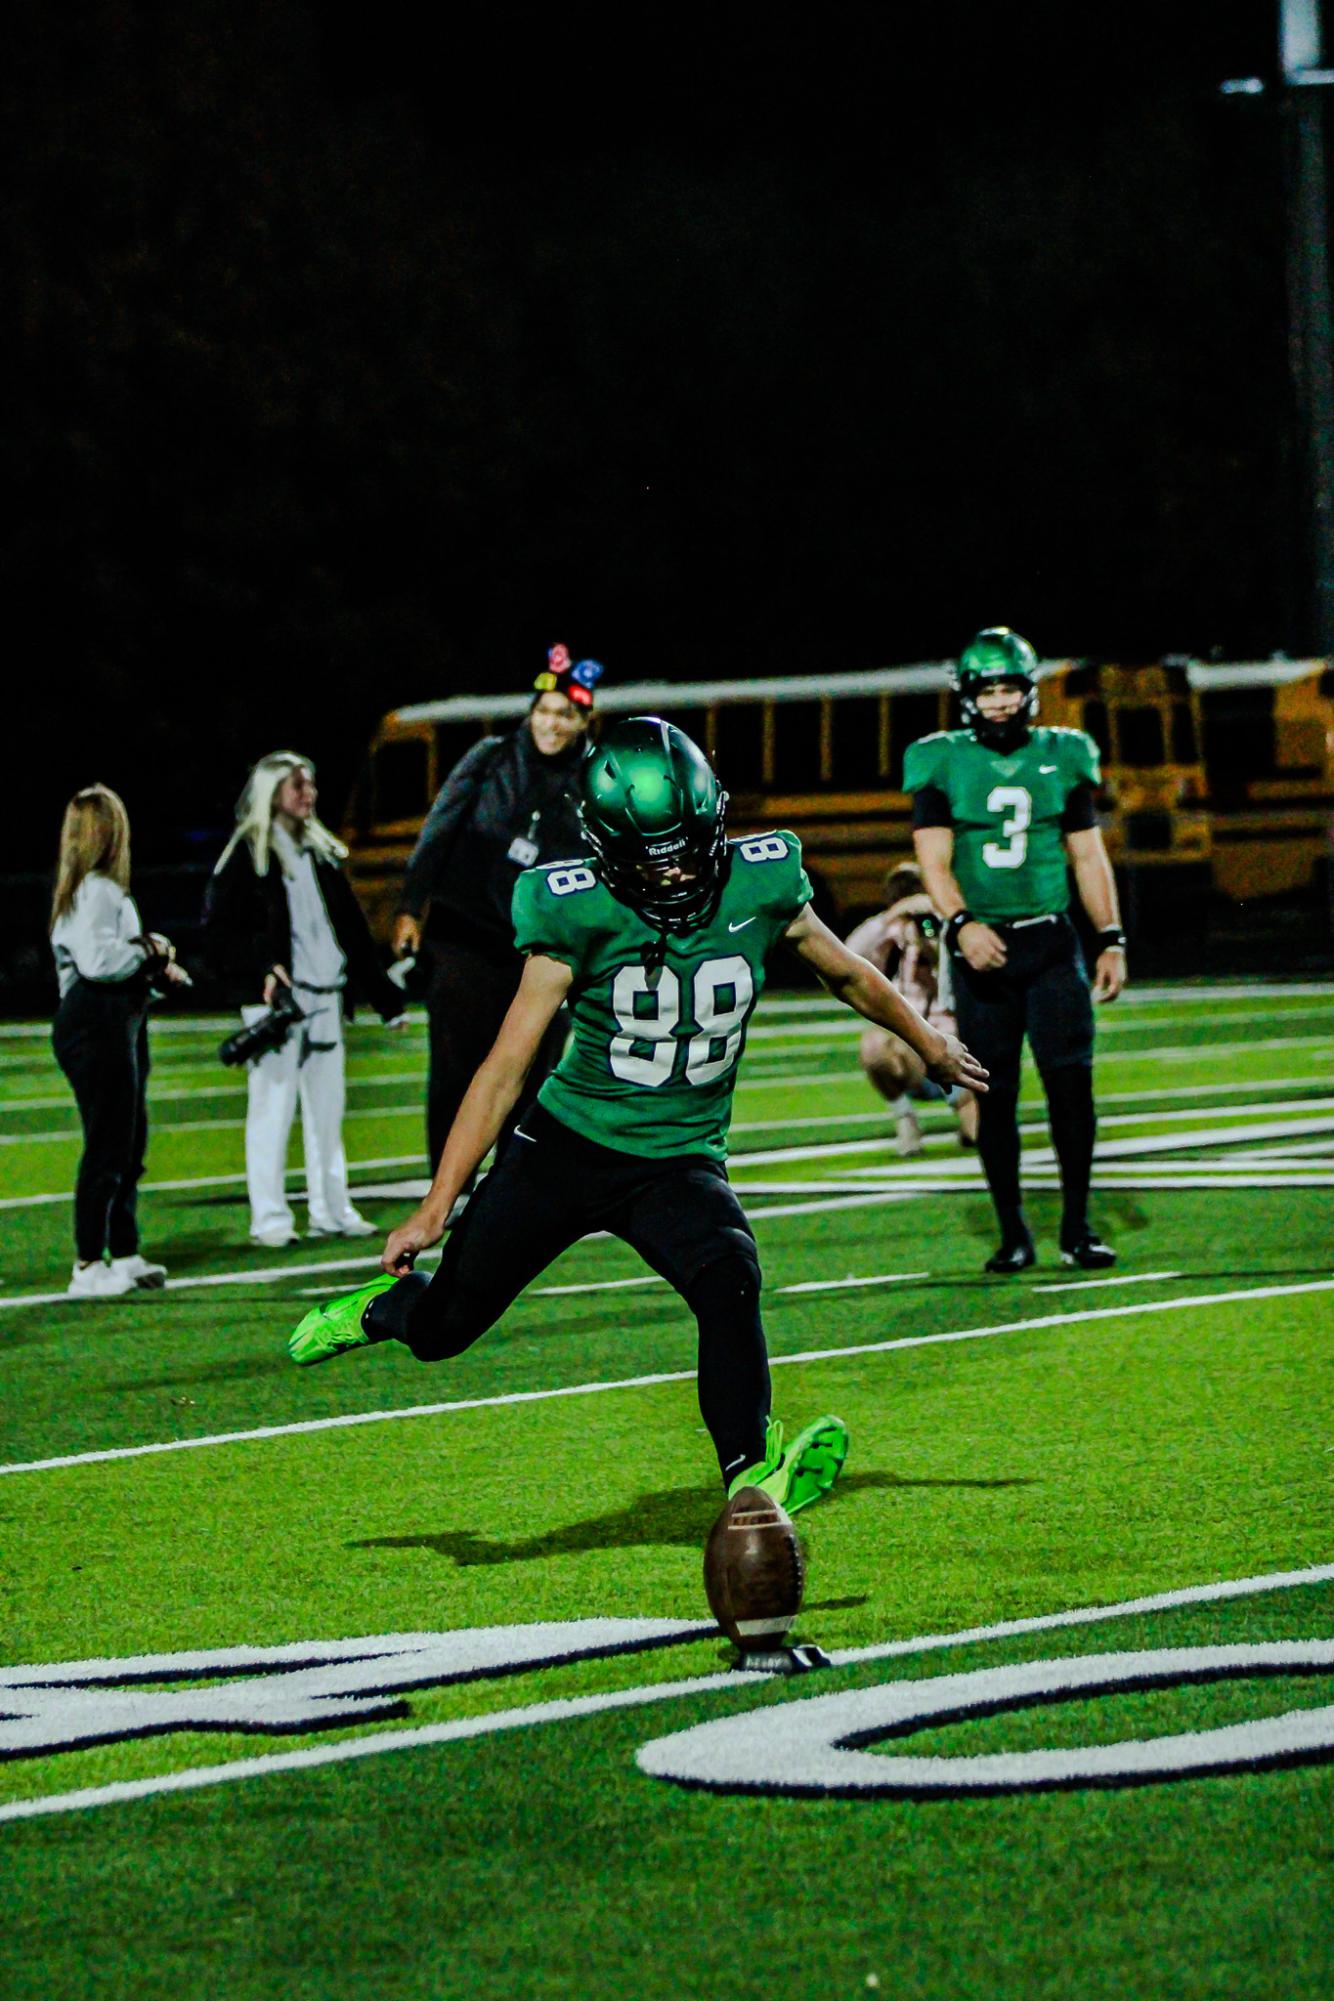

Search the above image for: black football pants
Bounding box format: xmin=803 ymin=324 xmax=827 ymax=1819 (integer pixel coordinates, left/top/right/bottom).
xmin=51 ymin=980 xmax=151 ymax=1263
xmin=424 ymin=939 xmax=566 ymax=1174
xmin=366 ymin=1103 xmax=771 ymax=1486
xmin=951 ymin=914 xmax=1097 ymax=1247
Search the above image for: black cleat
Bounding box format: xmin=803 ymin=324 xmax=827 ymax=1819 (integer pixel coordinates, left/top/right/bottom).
xmin=1060 ymin=1233 xmax=1117 ymax=1271
xmin=985 ymin=1237 xmax=1036 ymax=1275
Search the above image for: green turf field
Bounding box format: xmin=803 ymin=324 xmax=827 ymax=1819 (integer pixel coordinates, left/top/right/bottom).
xmin=1 ymin=979 xmax=1331 ymax=2000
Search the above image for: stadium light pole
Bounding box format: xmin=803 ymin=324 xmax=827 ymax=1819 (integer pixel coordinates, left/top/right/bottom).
xmin=1226 ymin=1 xmax=1334 ymax=653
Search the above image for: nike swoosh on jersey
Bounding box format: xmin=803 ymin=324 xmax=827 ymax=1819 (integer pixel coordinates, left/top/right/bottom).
xmin=1039 ymin=765 xmax=1058 ymax=773
xmin=728 ymin=917 xmax=757 ymax=932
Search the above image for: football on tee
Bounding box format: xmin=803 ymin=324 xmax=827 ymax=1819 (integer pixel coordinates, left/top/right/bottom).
xmin=704 ymin=1487 xmax=805 ymax=1649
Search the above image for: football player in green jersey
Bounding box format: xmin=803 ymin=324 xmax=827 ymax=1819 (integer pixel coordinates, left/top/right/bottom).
xmin=289 ymin=717 xmax=988 ymax=1516
xmin=905 ymin=628 xmax=1128 ymax=1275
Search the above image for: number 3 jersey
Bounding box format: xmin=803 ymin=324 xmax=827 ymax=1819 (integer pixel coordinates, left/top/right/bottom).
xmin=902 ymin=726 xmax=1100 ymax=922
xmin=511 ymin=832 xmax=813 ymax=1161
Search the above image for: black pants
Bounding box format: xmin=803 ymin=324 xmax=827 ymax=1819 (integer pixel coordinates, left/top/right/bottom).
xmin=369 ymin=1104 xmax=771 ymax=1484
xmin=51 ymin=980 xmax=151 ymax=1263
xmin=424 ymin=939 xmax=565 ymax=1174
xmin=952 ymin=914 xmax=1097 ymax=1245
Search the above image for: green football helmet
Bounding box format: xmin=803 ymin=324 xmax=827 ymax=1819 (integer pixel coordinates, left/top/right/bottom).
xmin=579 ymin=716 xmax=729 ymax=932
xmin=954 ymin=627 xmax=1040 ymax=747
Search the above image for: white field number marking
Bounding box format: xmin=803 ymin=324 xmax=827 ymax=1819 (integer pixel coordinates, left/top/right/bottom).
xmin=637 ymin=1642 xmax=1334 ymax=1795
xmin=1 ymin=1567 xmax=1331 ymax=1821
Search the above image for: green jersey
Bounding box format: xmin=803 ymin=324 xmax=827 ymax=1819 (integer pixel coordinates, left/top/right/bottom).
xmin=902 ymin=726 xmax=1100 ymax=921
xmin=511 ymin=831 xmax=813 ymax=1161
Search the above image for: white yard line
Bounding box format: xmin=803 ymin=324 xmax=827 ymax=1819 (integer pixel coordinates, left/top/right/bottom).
xmin=1032 ymin=1270 xmax=1183 ymax=1295
xmin=8 ymin=1092 xmax=1329 ymax=1159
xmin=2 ymin=1272 xmax=1329 ymax=1480
xmin=734 ymin=1112 xmax=1334 ymax=1172
xmin=779 ymin=1271 xmax=930 ymax=1294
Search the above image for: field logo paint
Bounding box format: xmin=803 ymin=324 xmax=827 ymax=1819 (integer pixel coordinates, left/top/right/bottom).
xmin=0 ymin=1620 xmax=704 ymax=1760
xmin=637 ymin=1642 xmax=1334 ymax=1796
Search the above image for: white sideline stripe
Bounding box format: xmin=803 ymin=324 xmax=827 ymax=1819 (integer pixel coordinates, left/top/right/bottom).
xmin=0 ymin=1105 xmax=429 ymax=1147
xmin=730 ymin=1170 xmax=1334 ymax=1193
xmin=0 ymin=1189 xmax=922 ymax=1313
xmin=0 ymin=1073 xmax=429 ymax=1116
xmin=1033 ymin=1270 xmax=1183 ymax=1295
xmin=780 ymin=1271 xmax=929 ymax=1294
xmin=0 ymin=1016 xmax=427 ymax=1041
xmin=1 ymin=1562 xmax=1329 ymax=1826
xmin=15 ymin=1083 xmax=1332 ymax=1151
xmin=735 ymin=1112 xmax=1334 ymax=1172
xmin=5 ymin=1079 xmax=1331 ymax=1211
xmin=0 ymin=1155 xmax=428 ymax=1212
xmin=2 ymin=1272 xmax=1330 ymax=1480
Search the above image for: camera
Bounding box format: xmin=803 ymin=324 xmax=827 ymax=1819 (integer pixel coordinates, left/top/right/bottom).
xmin=218 ymin=988 xmax=304 ymax=1068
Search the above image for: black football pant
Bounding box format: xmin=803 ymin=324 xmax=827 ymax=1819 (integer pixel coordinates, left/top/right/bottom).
xmin=951 ymin=913 xmax=1097 ymax=1249
xmin=424 ymin=939 xmax=566 ymax=1174
xmin=51 ymin=980 xmax=151 ymax=1264
xmin=366 ymin=1104 xmax=771 ymax=1486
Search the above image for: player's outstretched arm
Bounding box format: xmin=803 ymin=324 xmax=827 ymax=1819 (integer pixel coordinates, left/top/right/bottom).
xmin=1066 ymin=827 xmax=1128 ymax=1003
xmin=382 ymin=953 xmax=574 ymax=1272
xmin=782 ymin=903 xmax=988 ymax=1093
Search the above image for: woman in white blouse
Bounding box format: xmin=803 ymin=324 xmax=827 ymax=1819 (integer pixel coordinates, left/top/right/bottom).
xmin=49 ymin=785 xmax=187 ymax=1299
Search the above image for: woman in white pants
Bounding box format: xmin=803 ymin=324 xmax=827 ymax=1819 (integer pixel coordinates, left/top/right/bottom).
xmin=204 ymin=753 xmax=406 ymax=1248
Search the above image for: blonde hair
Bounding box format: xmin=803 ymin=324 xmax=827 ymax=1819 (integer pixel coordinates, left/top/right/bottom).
xmin=51 ymin=785 xmax=131 ymax=929
xmin=213 ymin=751 xmax=349 ymax=878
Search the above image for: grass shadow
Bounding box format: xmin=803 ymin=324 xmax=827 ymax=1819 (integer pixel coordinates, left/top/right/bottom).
xmin=347 ymin=1467 xmax=1036 ymax=1567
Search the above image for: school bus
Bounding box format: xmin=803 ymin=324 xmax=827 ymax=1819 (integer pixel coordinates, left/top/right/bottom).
xmin=341 ymin=656 xmax=1334 ymax=941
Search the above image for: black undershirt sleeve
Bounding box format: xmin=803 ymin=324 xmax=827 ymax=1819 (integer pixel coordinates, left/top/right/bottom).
xmin=911 ymin=784 xmax=954 ymax=829
xmin=1060 ymin=782 xmax=1098 ymax=834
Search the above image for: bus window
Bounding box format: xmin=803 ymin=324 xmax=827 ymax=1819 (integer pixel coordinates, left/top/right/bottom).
xmin=372 ymin=738 xmax=430 ymax=826
xmin=663 ymin=708 xmax=708 ymax=757
xmin=1082 ymin=700 xmax=1111 ymax=761
xmin=714 ymin=702 xmax=765 ymax=791
xmin=772 ymin=701 xmax=823 ymax=790
xmin=829 ymin=698 xmax=882 ymax=787
xmin=1170 ymin=700 xmax=1197 ymax=764
xmin=889 ymin=694 xmax=941 ymax=787
xmin=1115 ymin=706 xmax=1166 ymax=767
xmin=435 ymin=722 xmax=482 ymax=784
xmin=1200 ymin=686 xmax=1276 ymax=787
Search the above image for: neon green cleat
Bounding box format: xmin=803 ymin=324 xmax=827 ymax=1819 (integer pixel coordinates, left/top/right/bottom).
xmin=287 ymin=1274 xmax=398 ymax=1367
xmin=728 ymin=1414 xmax=850 ymax=1515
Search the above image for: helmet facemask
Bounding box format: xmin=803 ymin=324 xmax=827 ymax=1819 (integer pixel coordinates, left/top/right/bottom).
xmin=578 ymin=716 xmax=730 ymax=936
xmin=953 ymin=628 xmax=1040 ymax=751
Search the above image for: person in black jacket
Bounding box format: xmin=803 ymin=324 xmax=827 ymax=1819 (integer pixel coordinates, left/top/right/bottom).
xmin=391 ymin=647 xmax=600 ymax=1172
xmin=204 ymin=751 xmax=406 ymax=1247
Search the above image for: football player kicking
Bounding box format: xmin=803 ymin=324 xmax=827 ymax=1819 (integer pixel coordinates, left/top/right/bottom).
xmin=906 ymin=628 xmax=1128 ymax=1275
xmin=288 ymin=717 xmax=988 ymax=1515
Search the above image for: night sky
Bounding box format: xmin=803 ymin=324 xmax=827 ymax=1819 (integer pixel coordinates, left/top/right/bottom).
xmin=5 ymin=1 xmax=1304 ymax=867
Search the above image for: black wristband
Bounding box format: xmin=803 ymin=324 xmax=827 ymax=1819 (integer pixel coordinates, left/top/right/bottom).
xmin=1097 ymin=926 xmax=1127 ymax=951
xmin=943 ymin=910 xmax=974 ymax=954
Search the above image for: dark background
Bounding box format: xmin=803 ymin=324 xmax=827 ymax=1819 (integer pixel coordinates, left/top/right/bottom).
xmin=3 ymin=0 xmax=1309 ymax=879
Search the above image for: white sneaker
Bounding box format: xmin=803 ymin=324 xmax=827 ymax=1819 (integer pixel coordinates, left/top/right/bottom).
xmin=109 ymin=1253 xmax=168 ymax=1289
xmin=308 ymin=1216 xmax=377 ymax=1239
xmin=893 ymin=1112 xmax=924 ymax=1158
xmin=250 ymin=1228 xmax=299 ymax=1249
xmin=67 ymin=1261 xmax=137 ymax=1300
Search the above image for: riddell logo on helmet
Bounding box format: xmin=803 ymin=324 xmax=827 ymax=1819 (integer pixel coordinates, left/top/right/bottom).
xmin=646 ymin=839 xmax=686 ymax=858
